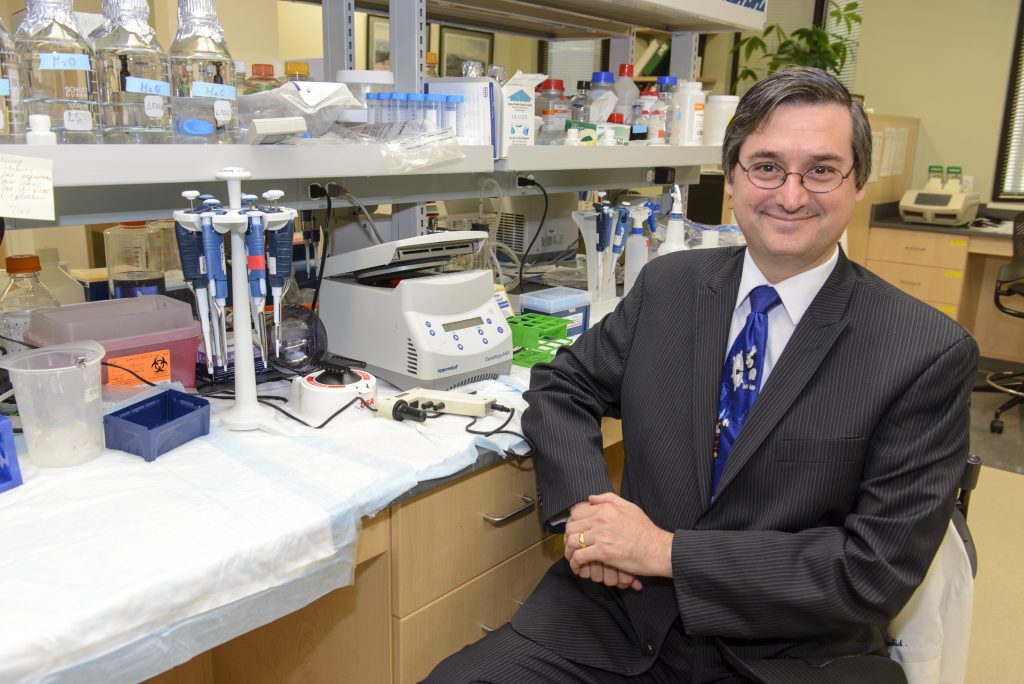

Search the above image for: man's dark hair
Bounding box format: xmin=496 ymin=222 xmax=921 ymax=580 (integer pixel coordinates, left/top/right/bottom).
xmin=722 ymin=67 xmax=872 ymax=190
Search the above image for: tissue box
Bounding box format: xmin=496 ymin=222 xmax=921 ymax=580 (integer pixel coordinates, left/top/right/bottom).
xmin=104 ymin=390 xmax=210 ymax=462
xmin=0 ymin=415 xmax=22 ymax=495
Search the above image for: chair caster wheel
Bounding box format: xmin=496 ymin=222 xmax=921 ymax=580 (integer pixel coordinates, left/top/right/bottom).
xmin=990 ymin=419 xmax=1004 ymax=434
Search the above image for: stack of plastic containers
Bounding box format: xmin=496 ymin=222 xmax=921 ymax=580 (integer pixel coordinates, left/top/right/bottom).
xmin=15 ymin=0 xmax=101 ymax=144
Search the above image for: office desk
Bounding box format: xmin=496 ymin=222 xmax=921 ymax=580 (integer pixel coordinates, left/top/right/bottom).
xmin=866 ymin=209 xmax=1022 ymax=363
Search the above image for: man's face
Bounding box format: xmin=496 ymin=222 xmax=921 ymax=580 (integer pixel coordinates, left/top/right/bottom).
xmin=725 ymin=103 xmax=865 ymax=282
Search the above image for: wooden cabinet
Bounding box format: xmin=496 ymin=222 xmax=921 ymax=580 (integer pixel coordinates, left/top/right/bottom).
xmin=866 ymin=226 xmax=969 ymax=318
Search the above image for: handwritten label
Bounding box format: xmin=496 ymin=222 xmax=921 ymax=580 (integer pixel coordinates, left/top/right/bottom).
xmin=191 ymin=81 xmax=236 ymax=101
xmin=64 ymin=109 xmax=93 ymax=131
xmin=39 ymin=52 xmax=91 ymax=71
xmin=125 ymin=76 xmax=171 ymax=97
xmin=144 ymin=95 xmax=165 ymax=119
xmin=0 ymin=154 xmax=55 ymax=221
xmin=0 ymin=78 xmax=9 ymax=97
xmin=213 ymin=100 xmax=232 ymax=123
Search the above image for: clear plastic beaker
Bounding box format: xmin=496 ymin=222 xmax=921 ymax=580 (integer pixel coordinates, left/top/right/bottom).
xmin=0 ymin=340 xmax=105 ymax=467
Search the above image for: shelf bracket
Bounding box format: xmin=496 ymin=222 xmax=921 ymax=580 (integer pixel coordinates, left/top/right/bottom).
xmin=322 ymin=0 xmax=356 ymax=78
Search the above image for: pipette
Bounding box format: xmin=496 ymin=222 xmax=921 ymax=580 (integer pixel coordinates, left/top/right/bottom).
xmin=605 ymin=204 xmax=629 ymax=296
xmin=242 ymin=194 xmax=269 ymax=364
xmin=176 ymin=190 xmax=215 ymax=374
xmin=200 ymin=198 xmax=229 ymax=367
xmin=262 ymin=190 xmax=294 ymax=356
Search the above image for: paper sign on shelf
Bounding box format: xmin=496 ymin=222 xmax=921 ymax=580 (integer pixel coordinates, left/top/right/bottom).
xmin=0 ymin=153 xmax=55 ymax=221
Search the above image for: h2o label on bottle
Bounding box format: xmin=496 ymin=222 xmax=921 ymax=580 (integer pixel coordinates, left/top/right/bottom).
xmin=191 ymin=82 xmax=236 ymax=101
xmin=40 ymin=52 xmax=91 ymax=71
xmin=213 ymin=100 xmax=232 ymax=123
xmin=126 ymin=76 xmax=171 ymax=97
xmin=144 ymin=96 xmax=165 ymax=119
xmin=0 ymin=78 xmax=9 ymax=97
xmin=64 ymin=109 xmax=93 ymax=131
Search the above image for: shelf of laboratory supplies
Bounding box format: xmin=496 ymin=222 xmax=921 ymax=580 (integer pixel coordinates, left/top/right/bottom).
xmin=497 ymin=144 xmax=722 ymax=172
xmin=0 ymin=144 xmax=496 ymax=187
xmin=357 ymin=0 xmax=765 ymax=39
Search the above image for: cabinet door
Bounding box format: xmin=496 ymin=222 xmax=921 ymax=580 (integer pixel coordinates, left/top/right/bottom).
xmin=867 ymin=227 xmax=969 ymax=269
xmin=391 ymin=458 xmax=548 ymax=617
xmin=394 ymin=536 xmax=563 ymax=684
xmin=867 ymin=259 xmax=965 ymax=306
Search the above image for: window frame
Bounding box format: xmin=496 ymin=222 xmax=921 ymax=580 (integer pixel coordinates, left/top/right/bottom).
xmin=993 ymin=4 xmax=1024 ymax=202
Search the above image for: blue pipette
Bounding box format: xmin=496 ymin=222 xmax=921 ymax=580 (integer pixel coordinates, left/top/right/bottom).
xmin=606 ymin=205 xmax=630 ymax=295
xmin=200 ymin=197 xmax=228 ymax=367
xmin=242 ymin=194 xmax=268 ymax=364
xmin=175 ymin=191 xmax=215 ymax=374
xmin=262 ymin=190 xmax=294 ymax=356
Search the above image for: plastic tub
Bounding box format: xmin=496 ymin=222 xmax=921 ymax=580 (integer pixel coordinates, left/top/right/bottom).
xmin=104 ymin=389 xmax=210 ymax=462
xmin=0 ymin=341 xmax=105 ymax=467
xmin=0 ymin=415 xmax=22 ymax=494
xmin=25 ymin=295 xmax=201 ymax=388
xmin=521 ymin=286 xmax=592 ymax=339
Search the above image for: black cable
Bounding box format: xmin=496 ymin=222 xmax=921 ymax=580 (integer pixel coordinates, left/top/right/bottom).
xmin=258 ymin=394 xmax=372 ymax=429
xmin=462 ymin=405 xmax=536 ymax=456
xmin=516 ymin=179 xmax=549 ymax=293
xmin=310 ymin=195 xmax=332 ymax=313
xmin=102 ymin=361 xmax=158 ymax=387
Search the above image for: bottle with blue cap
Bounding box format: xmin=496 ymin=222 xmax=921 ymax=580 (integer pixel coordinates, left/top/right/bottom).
xmin=646 ymin=75 xmax=678 ymax=145
xmin=92 ymin=0 xmax=172 ymax=144
xmin=14 ymin=0 xmax=101 ymax=144
xmin=169 ymin=0 xmax=238 ymax=143
xmin=587 ymin=71 xmax=616 ymax=124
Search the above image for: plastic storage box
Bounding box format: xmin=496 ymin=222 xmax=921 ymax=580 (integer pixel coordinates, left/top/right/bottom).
xmin=520 ymin=286 xmax=592 ymax=339
xmin=0 ymin=415 xmax=22 ymax=494
xmin=25 ymin=295 xmax=201 ymax=388
xmin=104 ymin=389 xmax=210 ymax=462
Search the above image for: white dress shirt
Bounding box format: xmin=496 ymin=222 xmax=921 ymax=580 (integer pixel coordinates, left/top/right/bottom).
xmin=726 ymin=247 xmax=840 ymax=385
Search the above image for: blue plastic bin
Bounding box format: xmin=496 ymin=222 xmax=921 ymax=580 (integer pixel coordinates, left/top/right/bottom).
xmin=104 ymin=390 xmax=210 ymax=462
xmin=0 ymin=415 xmax=22 ymax=494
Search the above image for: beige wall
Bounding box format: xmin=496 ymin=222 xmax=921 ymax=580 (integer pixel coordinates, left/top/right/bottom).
xmin=855 ymin=1 xmax=1019 ymax=201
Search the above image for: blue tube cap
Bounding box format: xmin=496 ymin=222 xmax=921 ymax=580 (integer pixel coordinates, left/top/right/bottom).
xmin=177 ymin=118 xmax=216 ymax=136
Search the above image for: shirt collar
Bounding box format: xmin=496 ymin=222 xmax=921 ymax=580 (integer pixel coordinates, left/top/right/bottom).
xmin=735 ymin=246 xmax=840 ymax=326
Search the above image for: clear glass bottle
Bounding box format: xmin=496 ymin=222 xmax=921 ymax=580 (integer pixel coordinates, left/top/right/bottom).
xmin=0 ymin=254 xmax=59 ymax=357
xmin=93 ymin=0 xmax=172 ymax=144
xmin=103 ymin=221 xmax=168 ymax=298
xmin=536 ymin=109 xmax=565 ymax=146
xmin=15 ymin=0 xmax=101 ymax=144
xmin=169 ymin=0 xmax=238 ymax=144
xmin=569 ymin=80 xmax=590 ymax=122
xmin=0 ymin=16 xmax=24 ymax=143
xmin=646 ymin=75 xmax=677 ymax=145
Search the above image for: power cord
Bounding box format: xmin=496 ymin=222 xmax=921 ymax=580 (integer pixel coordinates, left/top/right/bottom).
xmin=310 ymin=194 xmax=332 ymax=313
xmin=515 ymin=177 xmax=549 ymax=293
xmin=463 ymin=404 xmax=536 ymax=456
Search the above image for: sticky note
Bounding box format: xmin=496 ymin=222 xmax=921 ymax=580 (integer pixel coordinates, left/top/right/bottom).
xmin=0 ymin=153 xmax=55 ymax=221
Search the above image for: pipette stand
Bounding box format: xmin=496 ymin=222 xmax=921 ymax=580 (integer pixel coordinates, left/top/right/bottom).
xmin=571 ymin=210 xmax=620 ymax=324
xmin=174 ymin=167 xmax=297 ymax=434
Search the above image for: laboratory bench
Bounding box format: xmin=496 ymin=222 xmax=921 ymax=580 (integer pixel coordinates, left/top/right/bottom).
xmin=865 ymin=202 xmax=1023 ymax=363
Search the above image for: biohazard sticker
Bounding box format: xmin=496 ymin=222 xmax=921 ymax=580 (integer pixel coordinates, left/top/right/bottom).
xmin=107 ymin=349 xmax=172 ymax=386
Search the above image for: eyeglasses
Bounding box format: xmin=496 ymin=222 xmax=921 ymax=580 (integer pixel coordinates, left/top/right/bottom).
xmin=737 ymin=160 xmax=855 ymax=193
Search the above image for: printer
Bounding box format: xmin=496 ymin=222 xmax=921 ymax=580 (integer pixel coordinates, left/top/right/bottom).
xmin=318 ymin=231 xmax=513 ymax=390
xmin=899 ymin=165 xmax=980 ymax=226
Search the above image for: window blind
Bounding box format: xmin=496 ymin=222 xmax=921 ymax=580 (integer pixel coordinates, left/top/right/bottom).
xmin=995 ymin=6 xmax=1024 ymax=201
xmin=545 ymin=40 xmax=602 ymax=92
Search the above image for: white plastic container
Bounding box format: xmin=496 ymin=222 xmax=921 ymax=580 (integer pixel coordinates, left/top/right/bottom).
xmin=672 ymin=81 xmax=705 ymax=146
xmin=704 ymin=94 xmax=739 ymax=146
xmin=612 ymin=64 xmax=640 ymax=121
xmin=0 ymin=340 xmax=105 ymax=467
xmin=24 ymin=113 xmax=55 ymax=144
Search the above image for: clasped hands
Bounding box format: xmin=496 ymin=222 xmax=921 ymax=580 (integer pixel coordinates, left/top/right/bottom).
xmin=564 ymin=492 xmax=674 ymax=591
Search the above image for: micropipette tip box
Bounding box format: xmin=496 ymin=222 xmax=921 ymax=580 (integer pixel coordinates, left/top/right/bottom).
xmin=0 ymin=415 xmax=22 ymax=494
xmin=520 ymin=286 xmax=591 ymax=340
xmin=104 ymin=390 xmax=210 ymax=462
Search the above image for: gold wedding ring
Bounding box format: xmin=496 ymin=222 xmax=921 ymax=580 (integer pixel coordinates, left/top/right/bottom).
xmin=578 ymin=532 xmax=587 ymax=547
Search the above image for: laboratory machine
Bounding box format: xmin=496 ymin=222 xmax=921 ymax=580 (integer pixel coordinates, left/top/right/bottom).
xmin=318 ymin=231 xmax=513 ymax=390
xmin=900 ymin=165 xmax=980 ymax=226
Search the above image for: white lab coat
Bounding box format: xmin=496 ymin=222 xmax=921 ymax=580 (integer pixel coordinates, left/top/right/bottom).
xmin=888 ymin=519 xmax=975 ymax=684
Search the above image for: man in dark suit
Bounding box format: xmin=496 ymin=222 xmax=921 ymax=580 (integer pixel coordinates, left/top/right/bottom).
xmin=426 ymin=67 xmax=977 ymax=683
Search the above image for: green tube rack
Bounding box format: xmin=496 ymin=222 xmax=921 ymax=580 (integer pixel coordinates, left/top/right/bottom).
xmin=508 ymin=313 xmax=573 ymax=368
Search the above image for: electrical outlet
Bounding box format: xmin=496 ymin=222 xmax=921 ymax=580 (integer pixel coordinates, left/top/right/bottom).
xmin=308 ymin=183 xmax=326 ymax=199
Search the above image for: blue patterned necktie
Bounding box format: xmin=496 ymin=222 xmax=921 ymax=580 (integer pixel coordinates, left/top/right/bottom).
xmin=712 ymin=285 xmax=782 ymax=499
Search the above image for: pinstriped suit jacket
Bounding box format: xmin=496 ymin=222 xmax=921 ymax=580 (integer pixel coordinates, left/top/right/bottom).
xmin=514 ymin=247 xmax=978 ymax=682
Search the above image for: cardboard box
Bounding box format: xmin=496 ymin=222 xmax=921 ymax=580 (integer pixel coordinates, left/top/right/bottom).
xmin=500 ymin=71 xmax=546 ymax=157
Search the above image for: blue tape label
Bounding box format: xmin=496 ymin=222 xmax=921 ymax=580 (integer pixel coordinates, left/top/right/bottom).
xmin=126 ymin=76 xmax=171 ymax=97
xmin=39 ymin=52 xmax=91 ymax=71
xmin=0 ymin=79 xmax=9 ymax=97
xmin=190 ymin=82 xmax=237 ymax=101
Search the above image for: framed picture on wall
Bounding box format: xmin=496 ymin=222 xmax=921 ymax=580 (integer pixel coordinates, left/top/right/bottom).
xmin=367 ymin=15 xmax=390 ymax=71
xmin=439 ymin=26 xmax=494 ymax=77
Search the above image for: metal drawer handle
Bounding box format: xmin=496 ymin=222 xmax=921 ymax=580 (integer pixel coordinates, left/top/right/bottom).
xmin=482 ymin=495 xmax=536 ymax=525
xmin=481 ymin=623 xmax=498 ymax=633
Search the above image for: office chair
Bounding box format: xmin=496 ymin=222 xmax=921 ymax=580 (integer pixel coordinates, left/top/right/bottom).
xmin=982 ymin=214 xmax=1024 ymax=434
xmin=888 ymin=453 xmax=982 ymax=684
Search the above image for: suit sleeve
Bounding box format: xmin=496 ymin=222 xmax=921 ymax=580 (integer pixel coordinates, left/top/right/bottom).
xmin=673 ymin=332 xmax=978 ymax=639
xmin=522 ymin=269 xmax=648 ymax=524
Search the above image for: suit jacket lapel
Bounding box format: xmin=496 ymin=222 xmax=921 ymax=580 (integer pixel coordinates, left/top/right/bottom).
xmin=691 ymin=251 xmax=743 ymax=508
xmin=714 ymin=251 xmax=857 ymax=499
